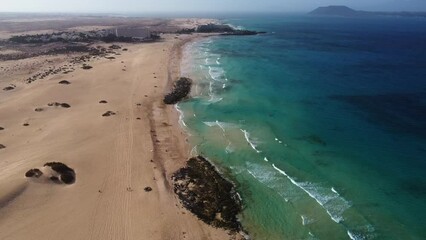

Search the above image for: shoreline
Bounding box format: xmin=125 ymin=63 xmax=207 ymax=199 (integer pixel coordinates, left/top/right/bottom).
xmin=0 ymin=27 xmax=239 ymax=239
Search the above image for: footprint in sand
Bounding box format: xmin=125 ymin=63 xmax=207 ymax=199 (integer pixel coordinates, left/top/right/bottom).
xmin=102 ymin=111 xmax=116 ymax=117
xmin=25 ymin=162 xmax=76 ymax=184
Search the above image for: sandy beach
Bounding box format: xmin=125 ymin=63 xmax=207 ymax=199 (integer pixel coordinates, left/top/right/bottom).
xmin=0 ymin=16 xmax=238 ymax=239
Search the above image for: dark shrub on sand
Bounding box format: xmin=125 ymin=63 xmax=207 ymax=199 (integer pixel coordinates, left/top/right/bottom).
xmin=3 ymin=86 xmax=15 ymax=91
xmin=58 ymin=80 xmax=71 ymax=85
xmin=44 ymin=162 xmax=76 ymax=184
xmin=144 ymin=187 xmax=152 ymax=192
xmin=60 ymin=171 xmax=75 ymax=184
xmin=163 ymin=77 xmax=192 ymax=104
xmin=60 ymin=103 xmax=71 ymax=108
xmin=47 ymin=102 xmax=71 ymax=108
xmin=50 ymin=176 xmax=60 ymax=183
xmin=99 ymin=100 xmax=108 ymax=104
xmin=0 ymin=127 xmax=4 ymax=130
xmin=102 ymin=111 xmax=116 ymax=117
xmin=82 ymin=65 xmax=93 ymax=70
xmin=0 ymin=144 xmax=5 ymax=149
xmin=25 ymin=168 xmax=43 ymax=178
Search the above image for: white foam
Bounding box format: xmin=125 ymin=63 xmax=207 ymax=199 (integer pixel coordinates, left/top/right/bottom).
xmin=264 ymin=157 xmax=269 ymax=162
xmin=272 ymin=164 xmax=351 ymax=223
xmin=241 ymin=129 xmax=261 ymax=153
xmin=301 ymin=215 xmax=315 ymax=226
xmin=347 ymin=231 xmax=364 ymax=240
xmin=175 ymin=105 xmax=187 ymax=127
xmin=246 ymin=162 xmax=302 ymax=201
xmin=208 ymin=96 xmax=223 ymax=103
xmin=331 ymin=187 xmax=338 ymax=194
xmin=208 ymin=66 xmax=226 ymax=81
xmin=225 ymin=141 xmax=235 ymax=153
xmin=190 ymin=146 xmax=198 ymax=156
xmin=203 ymin=121 xmax=239 ymax=131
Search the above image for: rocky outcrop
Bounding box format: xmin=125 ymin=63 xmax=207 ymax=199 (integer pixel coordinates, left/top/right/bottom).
xmin=196 ymin=24 xmax=265 ymax=36
xmin=163 ymin=77 xmax=192 ymax=104
xmin=172 ymin=156 xmax=242 ymax=232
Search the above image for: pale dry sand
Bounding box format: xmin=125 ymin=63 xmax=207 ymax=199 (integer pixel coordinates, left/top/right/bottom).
xmin=0 ymin=33 xmax=238 ymax=240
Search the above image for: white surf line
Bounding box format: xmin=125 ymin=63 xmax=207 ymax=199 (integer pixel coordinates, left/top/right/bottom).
xmin=216 ymin=120 xmax=226 ymax=132
xmin=241 ymin=129 xmax=261 ymax=153
xmin=175 ymin=105 xmax=187 ymax=127
xmin=190 ymin=145 xmax=198 ymax=156
xmin=272 ymin=164 xmax=345 ymax=223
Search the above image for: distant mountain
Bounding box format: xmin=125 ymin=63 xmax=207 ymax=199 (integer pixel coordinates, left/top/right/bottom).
xmin=310 ymin=5 xmax=426 ymax=18
xmin=310 ymin=6 xmax=357 ymax=16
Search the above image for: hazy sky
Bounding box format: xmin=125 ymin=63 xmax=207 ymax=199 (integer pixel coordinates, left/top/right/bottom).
xmin=1 ymin=0 xmax=426 ymax=13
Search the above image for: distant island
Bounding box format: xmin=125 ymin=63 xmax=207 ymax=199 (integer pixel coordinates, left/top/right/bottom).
xmin=310 ymin=5 xmax=426 ymax=18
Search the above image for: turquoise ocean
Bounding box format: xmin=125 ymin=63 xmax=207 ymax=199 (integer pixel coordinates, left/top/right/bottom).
xmin=177 ymin=14 xmax=426 ymax=240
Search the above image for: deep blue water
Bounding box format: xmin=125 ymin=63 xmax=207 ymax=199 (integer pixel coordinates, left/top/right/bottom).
xmin=179 ymin=14 xmax=426 ymax=239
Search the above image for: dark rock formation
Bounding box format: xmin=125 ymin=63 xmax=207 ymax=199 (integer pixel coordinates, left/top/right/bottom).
xmin=25 ymin=168 xmax=43 ymax=178
xmin=102 ymin=111 xmax=116 ymax=117
xmin=82 ymin=65 xmax=93 ymax=70
xmin=177 ymin=28 xmax=196 ymax=34
xmin=196 ymin=24 xmax=265 ymax=36
xmin=310 ymin=6 xmax=426 ymax=18
xmin=172 ymin=156 xmax=242 ymax=231
xmin=3 ymin=86 xmax=15 ymax=91
xmin=58 ymin=80 xmax=71 ymax=85
xmin=47 ymin=102 xmax=71 ymax=108
xmin=44 ymin=162 xmax=76 ymax=184
xmin=109 ymin=45 xmax=121 ymax=50
xmin=163 ymin=77 xmax=192 ymax=104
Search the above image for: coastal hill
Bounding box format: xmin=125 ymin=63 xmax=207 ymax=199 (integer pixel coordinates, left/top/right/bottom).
xmin=310 ymin=5 xmax=426 ymax=17
xmin=310 ymin=6 xmax=357 ymax=16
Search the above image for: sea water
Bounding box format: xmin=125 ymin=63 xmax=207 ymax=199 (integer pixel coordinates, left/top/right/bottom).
xmin=178 ymin=14 xmax=426 ymax=239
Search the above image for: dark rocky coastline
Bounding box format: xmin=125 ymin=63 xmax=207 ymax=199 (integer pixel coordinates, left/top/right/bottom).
xmin=163 ymin=77 xmax=192 ymax=104
xmin=177 ymin=23 xmax=265 ymax=36
xmin=172 ymin=156 xmax=243 ymax=232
